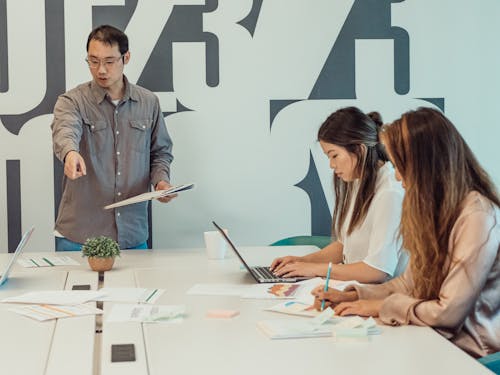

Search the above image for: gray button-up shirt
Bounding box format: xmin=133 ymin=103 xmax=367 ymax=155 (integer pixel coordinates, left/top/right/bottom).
xmin=51 ymin=76 xmax=173 ymax=248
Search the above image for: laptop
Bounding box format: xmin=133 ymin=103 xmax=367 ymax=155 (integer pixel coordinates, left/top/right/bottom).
xmin=212 ymin=221 xmax=309 ymax=283
xmin=0 ymin=226 xmax=35 ymax=286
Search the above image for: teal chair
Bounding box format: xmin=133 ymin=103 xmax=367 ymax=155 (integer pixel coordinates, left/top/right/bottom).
xmin=478 ymin=352 xmax=500 ymax=374
xmin=270 ymin=235 xmax=331 ymax=249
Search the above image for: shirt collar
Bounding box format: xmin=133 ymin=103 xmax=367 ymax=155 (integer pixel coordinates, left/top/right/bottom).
xmin=90 ymin=75 xmax=138 ymax=104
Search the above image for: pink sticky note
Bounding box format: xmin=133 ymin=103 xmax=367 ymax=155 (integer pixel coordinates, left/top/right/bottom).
xmin=206 ymin=309 xmax=240 ymax=319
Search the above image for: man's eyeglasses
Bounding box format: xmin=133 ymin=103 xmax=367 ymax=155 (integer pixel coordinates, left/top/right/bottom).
xmin=85 ymin=54 xmax=124 ymax=69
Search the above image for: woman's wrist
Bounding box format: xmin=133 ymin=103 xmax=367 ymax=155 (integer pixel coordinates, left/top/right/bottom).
xmin=342 ymin=290 xmax=358 ymax=302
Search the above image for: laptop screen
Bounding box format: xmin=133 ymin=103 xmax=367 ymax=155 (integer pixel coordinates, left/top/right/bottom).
xmin=0 ymin=226 xmax=35 ymax=286
xmin=212 ymin=221 xmax=260 ymax=281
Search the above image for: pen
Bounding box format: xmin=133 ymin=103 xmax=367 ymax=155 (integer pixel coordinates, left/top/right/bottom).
xmin=30 ymin=258 xmax=40 ymax=267
xmin=321 ymin=262 xmax=332 ymax=311
xmin=145 ymin=289 xmax=158 ymax=303
xmin=43 ymin=257 xmax=55 ymax=266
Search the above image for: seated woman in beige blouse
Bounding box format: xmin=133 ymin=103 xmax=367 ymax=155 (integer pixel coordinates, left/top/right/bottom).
xmin=312 ymin=107 xmax=499 ymax=358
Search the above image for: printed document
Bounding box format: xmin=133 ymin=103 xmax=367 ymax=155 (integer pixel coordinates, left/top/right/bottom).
xmin=18 ymin=256 xmax=80 ymax=268
xmin=187 ymin=281 xmax=308 ymax=299
xmin=10 ymin=304 xmax=103 ymax=321
xmin=95 ymin=288 xmax=164 ymax=303
xmin=106 ymin=304 xmax=186 ymax=323
xmin=265 ymin=301 xmax=319 ymax=317
xmin=257 ymin=308 xmax=335 ymax=339
xmin=1 ymin=290 xmax=106 ymax=305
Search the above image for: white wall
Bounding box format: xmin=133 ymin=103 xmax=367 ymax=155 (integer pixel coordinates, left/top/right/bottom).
xmin=0 ymin=0 xmax=499 ymax=252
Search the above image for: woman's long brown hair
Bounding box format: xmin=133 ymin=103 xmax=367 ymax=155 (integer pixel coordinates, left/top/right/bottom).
xmin=381 ymin=107 xmax=500 ymax=299
xmin=318 ymin=107 xmax=387 ymax=239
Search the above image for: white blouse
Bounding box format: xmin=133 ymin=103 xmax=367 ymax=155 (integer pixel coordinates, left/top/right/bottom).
xmin=339 ymin=163 xmax=407 ymax=277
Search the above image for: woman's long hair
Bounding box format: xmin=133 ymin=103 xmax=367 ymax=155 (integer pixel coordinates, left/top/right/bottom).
xmin=317 ymin=107 xmax=388 ymax=239
xmin=381 ymin=107 xmax=500 ymax=299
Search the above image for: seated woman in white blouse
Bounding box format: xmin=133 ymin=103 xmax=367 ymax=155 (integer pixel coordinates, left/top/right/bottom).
xmin=270 ymin=107 xmax=407 ymax=283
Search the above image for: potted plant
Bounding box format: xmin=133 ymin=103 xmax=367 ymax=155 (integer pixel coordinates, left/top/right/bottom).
xmin=81 ymin=236 xmax=120 ymax=272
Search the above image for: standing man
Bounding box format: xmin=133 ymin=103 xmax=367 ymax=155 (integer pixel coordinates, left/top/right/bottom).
xmin=52 ymin=25 xmax=175 ymax=250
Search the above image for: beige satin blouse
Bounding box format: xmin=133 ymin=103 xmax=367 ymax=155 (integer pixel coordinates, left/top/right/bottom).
xmin=351 ymin=191 xmax=499 ymax=358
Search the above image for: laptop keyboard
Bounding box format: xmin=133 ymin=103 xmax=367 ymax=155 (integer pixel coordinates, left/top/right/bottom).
xmin=253 ymin=266 xmax=283 ymax=280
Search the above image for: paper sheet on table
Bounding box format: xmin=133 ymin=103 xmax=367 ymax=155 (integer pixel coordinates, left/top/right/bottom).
xmin=10 ymin=304 xmax=103 ymax=321
xmin=106 ymin=304 xmax=186 ymax=323
xmin=264 ymin=300 xmax=381 ymax=338
xmin=250 ymin=278 xmax=362 ymax=303
xmin=186 ymin=284 xmax=250 ymax=296
xmin=258 ymin=308 xmax=380 ymax=339
xmin=265 ymin=301 xmax=319 ymax=317
xmin=95 ymin=288 xmax=164 ymax=303
xmin=187 ymin=279 xmax=316 ymax=300
xmin=104 ymin=183 xmax=194 ymax=209
xmin=331 ymin=316 xmax=381 ymax=340
xmin=18 ymin=256 xmax=80 ymax=268
xmin=1 ymin=291 xmax=106 ymax=305
xmin=257 ymin=308 xmax=335 ymax=339
xmin=241 ymin=278 xmax=322 ymax=300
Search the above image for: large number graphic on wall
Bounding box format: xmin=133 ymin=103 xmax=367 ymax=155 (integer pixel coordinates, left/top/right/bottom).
xmin=0 ymin=0 xmax=442 ymax=251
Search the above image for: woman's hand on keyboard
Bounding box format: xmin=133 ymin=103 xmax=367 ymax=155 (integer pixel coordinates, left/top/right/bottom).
xmin=270 ymin=256 xmax=301 ymax=273
xmin=272 ymin=261 xmax=328 ymax=278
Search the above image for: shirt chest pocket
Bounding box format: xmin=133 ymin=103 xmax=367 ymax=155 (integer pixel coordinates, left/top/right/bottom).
xmin=129 ymin=119 xmax=152 ymax=153
xmin=83 ymin=119 xmax=108 ymax=153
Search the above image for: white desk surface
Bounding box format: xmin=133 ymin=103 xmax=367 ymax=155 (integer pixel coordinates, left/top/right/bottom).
xmin=101 ymin=247 xmax=490 ymax=375
xmin=0 ymin=247 xmax=492 ymax=375
xmin=0 ymin=256 xmax=97 ymax=375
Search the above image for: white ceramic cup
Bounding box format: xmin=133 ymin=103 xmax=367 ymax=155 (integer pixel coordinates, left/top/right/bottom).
xmin=203 ymin=229 xmax=228 ymax=260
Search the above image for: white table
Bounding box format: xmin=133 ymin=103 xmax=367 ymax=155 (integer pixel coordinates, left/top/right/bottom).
xmin=0 ymin=248 xmax=492 ymax=375
xmin=99 ymin=247 xmax=491 ymax=375
xmin=0 ymin=255 xmax=98 ymax=375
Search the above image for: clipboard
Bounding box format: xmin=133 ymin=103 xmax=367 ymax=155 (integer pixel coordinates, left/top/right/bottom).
xmin=104 ymin=183 xmax=194 ymax=210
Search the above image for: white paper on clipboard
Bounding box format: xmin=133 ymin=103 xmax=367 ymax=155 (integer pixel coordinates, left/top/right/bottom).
xmin=104 ymin=183 xmax=194 ymax=209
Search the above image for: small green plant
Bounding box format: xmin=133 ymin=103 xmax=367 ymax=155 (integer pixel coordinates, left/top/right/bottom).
xmin=81 ymin=236 xmax=121 ymax=258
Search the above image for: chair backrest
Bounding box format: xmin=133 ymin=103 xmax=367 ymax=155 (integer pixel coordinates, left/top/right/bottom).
xmin=478 ymin=351 xmax=500 ymax=374
xmin=270 ymin=235 xmax=331 ymax=249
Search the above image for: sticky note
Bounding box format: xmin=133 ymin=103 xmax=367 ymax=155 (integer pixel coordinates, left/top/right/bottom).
xmin=206 ymin=309 xmax=239 ymax=319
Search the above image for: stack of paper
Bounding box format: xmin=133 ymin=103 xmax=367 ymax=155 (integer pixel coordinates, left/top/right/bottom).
xmin=2 ymin=289 xmax=168 ymax=321
xmin=1 ymin=291 xmax=107 ymax=321
xmin=331 ymin=316 xmax=380 ymax=339
xmin=258 ymin=307 xmax=380 ymax=340
xmin=257 ymin=308 xmax=335 ymax=339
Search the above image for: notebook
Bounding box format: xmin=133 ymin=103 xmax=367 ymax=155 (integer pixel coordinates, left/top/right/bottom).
xmin=212 ymin=221 xmax=309 ymax=283
xmin=0 ymin=226 xmax=35 ymax=286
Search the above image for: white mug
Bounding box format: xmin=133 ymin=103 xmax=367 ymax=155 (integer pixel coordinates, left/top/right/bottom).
xmin=203 ymin=229 xmax=228 ymax=260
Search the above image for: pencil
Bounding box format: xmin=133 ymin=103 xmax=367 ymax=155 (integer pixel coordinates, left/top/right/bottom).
xmin=321 ymin=262 xmax=332 ymax=311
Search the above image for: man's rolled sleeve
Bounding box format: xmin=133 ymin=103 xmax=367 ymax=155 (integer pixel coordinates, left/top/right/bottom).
xmin=51 ymin=95 xmax=82 ymax=162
